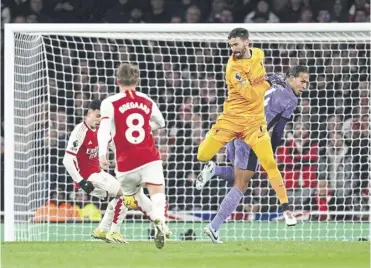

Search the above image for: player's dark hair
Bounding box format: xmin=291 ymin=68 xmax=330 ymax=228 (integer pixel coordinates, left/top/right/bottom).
xmin=228 ymin=28 xmax=249 ymax=40
xmin=286 ymin=65 xmax=308 ymax=78
xmin=117 ymin=63 xmax=140 ymax=86
xmin=88 ymin=99 xmax=101 ymax=111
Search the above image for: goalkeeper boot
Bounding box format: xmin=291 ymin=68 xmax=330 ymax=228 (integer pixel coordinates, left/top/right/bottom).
xmin=283 ymin=210 xmax=297 ymax=227
xmin=204 ymin=224 xmax=223 ymax=244
xmin=106 ymin=232 xmax=128 ymax=244
xmin=153 ymin=220 xmax=165 ymax=249
xmin=196 ymin=161 xmax=216 ymax=190
xmin=163 ymin=223 xmax=172 ymax=239
xmin=91 ymin=228 xmax=108 ymax=242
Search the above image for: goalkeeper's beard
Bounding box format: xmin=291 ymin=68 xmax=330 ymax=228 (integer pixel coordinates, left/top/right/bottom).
xmin=234 ymin=47 xmax=247 ymax=59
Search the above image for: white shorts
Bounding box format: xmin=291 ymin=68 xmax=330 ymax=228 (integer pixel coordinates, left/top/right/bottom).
xmin=87 ymin=171 xmax=121 ymax=200
xmin=116 ymin=161 xmax=165 ymax=196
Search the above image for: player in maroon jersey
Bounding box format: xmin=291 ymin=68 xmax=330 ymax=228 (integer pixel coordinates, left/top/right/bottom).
xmin=98 ymin=63 xmax=169 ymax=249
xmin=63 ymin=100 xmax=129 ymax=243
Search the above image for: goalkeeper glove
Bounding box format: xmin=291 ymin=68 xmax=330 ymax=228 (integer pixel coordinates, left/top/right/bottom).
xmin=266 ymin=73 xmax=285 ymax=87
xmin=78 ymin=180 xmax=95 ymax=195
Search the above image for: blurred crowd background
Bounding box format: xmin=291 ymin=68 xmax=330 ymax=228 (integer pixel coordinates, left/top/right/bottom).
xmin=1 ymin=0 xmax=370 ymax=24
xmin=0 ymin=0 xmax=370 ymax=222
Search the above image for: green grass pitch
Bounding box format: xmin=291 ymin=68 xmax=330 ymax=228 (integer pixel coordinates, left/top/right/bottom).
xmin=1 ymin=222 xmax=370 ymax=267
xmin=2 ymin=241 xmax=370 ymax=268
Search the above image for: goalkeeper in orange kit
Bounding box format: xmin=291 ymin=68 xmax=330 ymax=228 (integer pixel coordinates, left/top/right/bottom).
xmin=197 ymin=28 xmax=296 ymax=242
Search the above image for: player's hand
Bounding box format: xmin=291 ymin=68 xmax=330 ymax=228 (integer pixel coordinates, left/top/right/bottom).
xmin=78 ymin=180 xmax=95 ymax=195
xmin=99 ymin=155 xmax=110 ymax=170
xmin=266 ymin=73 xmax=285 ymax=87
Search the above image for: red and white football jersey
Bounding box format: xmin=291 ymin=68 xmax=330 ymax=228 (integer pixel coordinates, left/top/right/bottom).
xmin=65 ymin=121 xmax=101 ymax=179
xmin=98 ymin=90 xmax=165 ymax=172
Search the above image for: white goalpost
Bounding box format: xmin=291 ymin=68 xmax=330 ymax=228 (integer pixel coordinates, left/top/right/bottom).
xmin=4 ymin=23 xmax=371 ymax=242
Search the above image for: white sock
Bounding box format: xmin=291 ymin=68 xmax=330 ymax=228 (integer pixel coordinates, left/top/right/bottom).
xmin=150 ymin=193 xmax=166 ymax=224
xmin=134 ymin=189 xmax=154 ymax=221
xmin=97 ymin=198 xmax=117 ymax=231
xmin=110 ymin=197 xmax=128 ymax=233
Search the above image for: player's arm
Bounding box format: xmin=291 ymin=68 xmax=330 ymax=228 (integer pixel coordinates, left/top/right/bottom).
xmin=269 ymin=89 xmax=297 ymax=152
xmin=63 ymin=128 xmax=85 ymax=183
xmin=150 ymin=100 xmax=165 ymax=131
xmin=235 ymin=49 xmax=271 ymax=99
xmin=270 ymin=117 xmax=288 ymax=153
xmin=228 ymin=65 xmax=270 ymax=101
xmin=227 ymin=64 xmax=252 ymax=99
xmin=63 ymin=129 xmax=95 ymax=194
xmin=97 ymin=99 xmax=114 ymax=169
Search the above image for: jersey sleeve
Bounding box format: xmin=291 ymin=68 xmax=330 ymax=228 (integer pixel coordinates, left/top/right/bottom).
xmin=250 ymin=48 xmax=271 ymax=91
xmin=150 ymin=101 xmax=165 ymax=131
xmin=65 ymin=126 xmax=85 ymax=156
xmin=63 ymin=126 xmax=86 ymax=183
xmin=98 ymin=99 xmax=114 ymax=157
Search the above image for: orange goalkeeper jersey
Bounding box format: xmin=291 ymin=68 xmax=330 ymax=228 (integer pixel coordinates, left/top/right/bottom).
xmin=223 ymin=47 xmax=271 ymax=121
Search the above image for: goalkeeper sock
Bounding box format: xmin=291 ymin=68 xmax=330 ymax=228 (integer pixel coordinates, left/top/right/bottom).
xmin=269 ymin=176 xmax=289 ymax=205
xmin=110 ymin=197 xmax=128 ymax=233
xmin=97 ymin=198 xmax=116 ymax=231
xmin=214 ymin=166 xmax=234 ymax=182
xmin=211 ymin=187 xmax=243 ymax=231
xmin=150 ymin=192 xmax=166 ymax=224
xmin=134 ymin=189 xmax=154 ymax=221
xmin=250 ymin=139 xmax=289 ymax=208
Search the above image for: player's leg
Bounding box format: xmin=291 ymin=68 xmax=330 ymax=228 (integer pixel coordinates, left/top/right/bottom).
xmin=215 ymin=140 xmax=239 ymax=182
xmin=197 ymin=118 xmax=238 ymax=162
xmin=116 ymin=169 xmax=169 ymax=242
xmin=95 ymin=197 xmax=128 ymax=243
xmin=213 ymin=140 xmax=237 ymax=182
xmin=87 ymin=173 xmax=116 ymax=240
xmin=91 ymin=172 xmax=129 ymax=243
xmin=141 ymin=161 xmax=168 ymax=249
xmin=94 ymin=198 xmax=114 ymax=234
xmin=133 ymin=188 xmax=172 ymax=238
xmin=146 ymin=184 xmax=166 ymax=249
xmin=113 ymin=176 xmax=158 ymax=223
xmin=106 ymin=197 xmax=128 ymax=243
xmin=196 ymin=119 xmax=239 ymax=190
xmin=197 ymin=133 xmax=225 ymax=162
xmin=248 ymin=131 xmax=296 ymax=226
xmin=205 ymin=140 xmax=256 ymax=243
xmin=196 ymin=140 xmax=236 ymax=190
xmin=251 ymin=137 xmax=289 ymax=205
xmin=88 ymin=187 xmax=112 ymax=241
xmin=133 ymin=188 xmax=154 ymax=221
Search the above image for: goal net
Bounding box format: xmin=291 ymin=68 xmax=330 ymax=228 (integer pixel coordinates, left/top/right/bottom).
xmin=4 ymin=24 xmax=371 ymax=242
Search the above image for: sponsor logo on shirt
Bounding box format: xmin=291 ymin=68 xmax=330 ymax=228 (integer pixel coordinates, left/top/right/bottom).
xmin=86 ymin=146 xmax=99 ymax=159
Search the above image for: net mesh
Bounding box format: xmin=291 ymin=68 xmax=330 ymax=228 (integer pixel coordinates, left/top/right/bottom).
xmin=10 ymin=30 xmax=371 ymax=241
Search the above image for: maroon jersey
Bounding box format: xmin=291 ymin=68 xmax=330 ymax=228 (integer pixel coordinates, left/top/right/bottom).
xmin=65 ymin=121 xmax=100 ymax=179
xmin=98 ymin=91 xmax=165 ymax=172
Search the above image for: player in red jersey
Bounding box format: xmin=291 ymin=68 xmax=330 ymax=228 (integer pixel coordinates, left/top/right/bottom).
xmin=63 ymin=100 xmax=129 ymax=243
xmin=98 ymin=63 xmax=169 ymax=249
